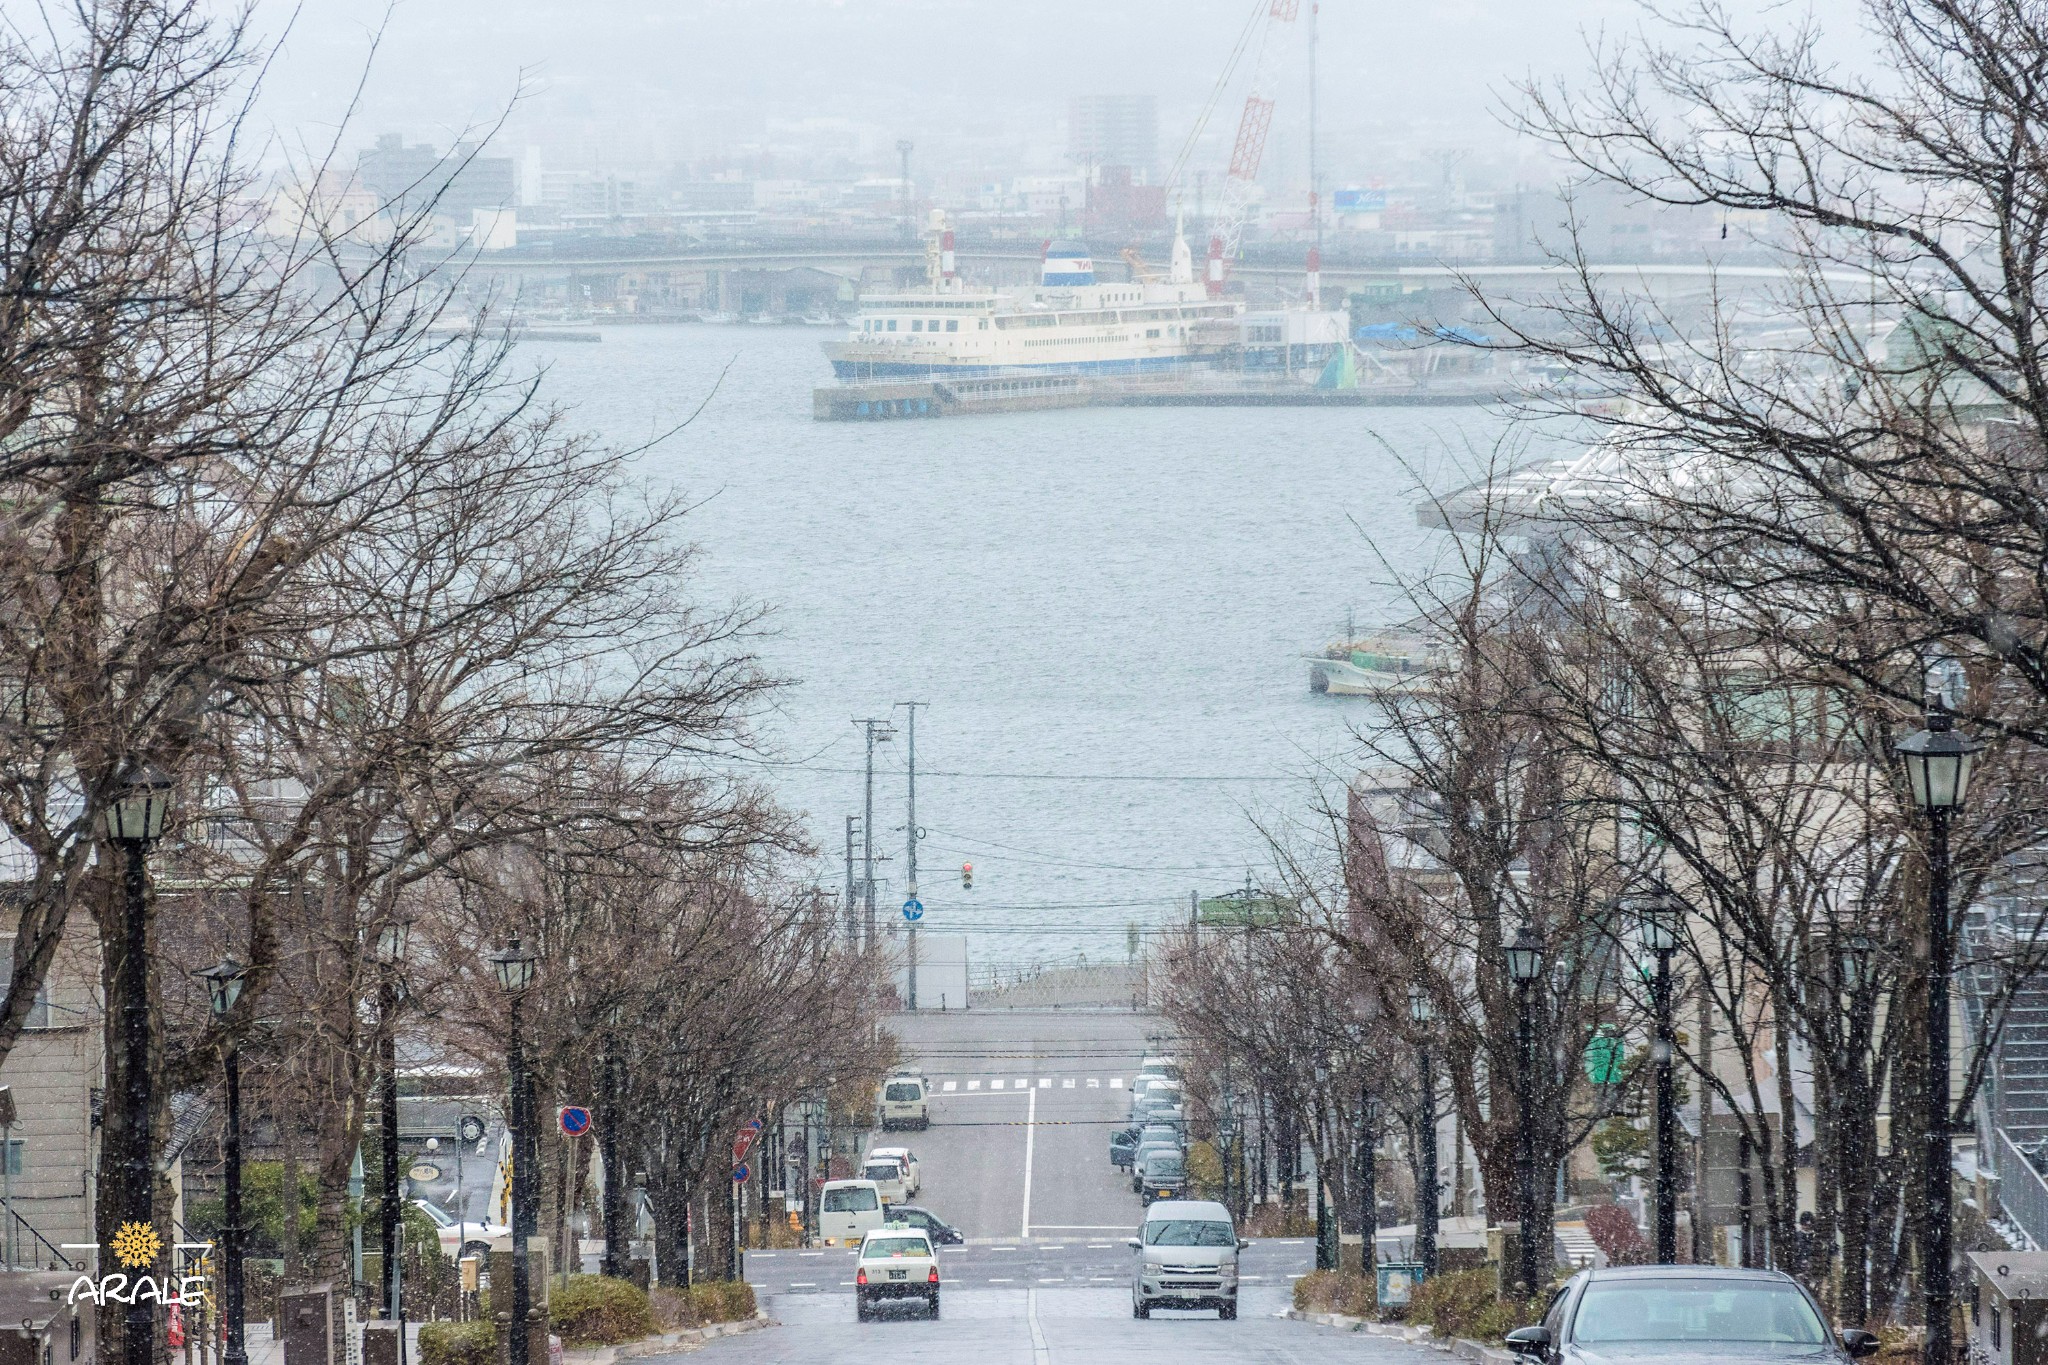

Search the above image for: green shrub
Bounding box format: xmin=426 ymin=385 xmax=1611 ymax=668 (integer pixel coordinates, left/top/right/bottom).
xmin=418 ymin=1320 xmax=495 ymax=1365
xmin=1408 ymin=1267 xmax=1540 ymax=1342
xmin=686 ymin=1280 xmax=757 ymax=1324
xmin=549 ymin=1275 xmax=655 ymax=1345
xmin=1292 ymin=1269 xmax=1382 ymax=1317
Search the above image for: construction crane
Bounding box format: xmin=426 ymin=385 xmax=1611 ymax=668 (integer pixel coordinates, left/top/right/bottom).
xmin=1160 ymin=0 xmax=1295 ymax=300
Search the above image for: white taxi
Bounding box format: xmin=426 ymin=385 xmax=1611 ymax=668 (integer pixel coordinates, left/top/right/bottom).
xmin=854 ymin=1226 xmax=941 ymax=1321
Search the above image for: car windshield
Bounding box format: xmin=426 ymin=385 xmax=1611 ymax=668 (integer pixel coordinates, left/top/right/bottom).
xmin=1143 ymin=1155 xmax=1184 ymax=1177
xmin=1572 ymin=1280 xmax=1829 ymax=1346
xmin=885 ymin=1083 xmax=921 ymax=1101
xmin=864 ymin=1236 xmax=931 ymax=1259
xmin=862 ymin=1163 xmax=900 ymax=1181
xmin=1145 ymin=1220 xmax=1233 ymax=1246
xmin=823 ymin=1186 xmax=879 ymax=1213
xmin=413 ymin=1201 xmax=453 ymax=1228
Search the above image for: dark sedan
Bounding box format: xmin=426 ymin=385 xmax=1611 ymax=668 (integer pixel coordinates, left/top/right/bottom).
xmin=886 ymin=1206 xmax=964 ymax=1246
xmin=1504 ymin=1265 xmax=1880 ymax=1363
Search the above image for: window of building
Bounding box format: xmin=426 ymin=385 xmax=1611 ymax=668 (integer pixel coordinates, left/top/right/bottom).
xmin=946 ymin=320 xmax=958 ymax=332
xmin=0 ymin=941 xmax=51 ymax=1035
xmin=2 ymin=1140 xmax=24 ymax=1175
xmin=911 ymin=319 xmax=923 ymax=332
xmin=1146 ymin=329 xmax=1159 ymax=338
xmin=1973 ymin=1277 xmax=1981 ymax=1324
xmin=1993 ymin=1302 xmax=2003 ymax=1349
xmin=887 ymin=319 xmax=897 ymax=332
xmin=69 ymin=1314 xmax=78 ymax=1361
xmin=979 ymin=320 xmax=988 ymax=329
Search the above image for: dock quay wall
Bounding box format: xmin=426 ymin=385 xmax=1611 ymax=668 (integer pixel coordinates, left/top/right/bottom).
xmin=814 ymin=373 xmax=1512 ymax=420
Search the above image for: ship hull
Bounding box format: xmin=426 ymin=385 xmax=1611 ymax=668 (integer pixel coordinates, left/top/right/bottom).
xmin=826 ymin=353 xmax=1201 ymax=381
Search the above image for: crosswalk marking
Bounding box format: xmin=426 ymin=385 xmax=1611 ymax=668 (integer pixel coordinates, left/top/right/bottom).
xmin=1039 ymin=1078 xmax=1051 ymax=1088
xmin=990 ymin=1079 xmax=1003 ymax=1090
xmin=1061 ymin=1078 xmax=1074 ymax=1089
xmin=931 ymin=1074 xmax=1130 ymax=1091
xmin=1087 ymin=1078 xmax=1100 ymax=1088
xmin=943 ymin=1081 xmax=957 ymax=1092
xmin=1015 ymin=1077 xmax=1027 ymax=1088
xmin=968 ymin=1080 xmax=981 ymax=1090
xmin=1110 ymin=1078 xmax=1123 ymax=1088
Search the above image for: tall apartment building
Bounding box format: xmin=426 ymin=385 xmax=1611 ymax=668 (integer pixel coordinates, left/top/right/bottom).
xmin=1068 ymin=95 xmax=1158 ymax=182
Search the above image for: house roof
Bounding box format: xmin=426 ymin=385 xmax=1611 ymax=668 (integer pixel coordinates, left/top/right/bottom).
xmin=1968 ymin=1251 xmax=2048 ymax=1298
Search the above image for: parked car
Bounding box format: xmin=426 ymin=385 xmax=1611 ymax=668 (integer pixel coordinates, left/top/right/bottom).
xmin=868 ymin=1146 xmax=922 ymax=1196
xmin=1136 ymin=1056 xmax=1182 ymax=1085
xmin=1503 ymin=1265 xmax=1881 ymax=1363
xmin=861 ymin=1154 xmax=910 ymax=1205
xmin=887 ymin=1206 xmax=964 ymax=1245
xmin=1110 ymin=1126 xmax=1140 ymax=1170
xmin=818 ymin=1179 xmax=885 ymax=1247
xmin=1129 ymin=1198 xmax=1241 ymax=1320
xmin=1130 ymin=1138 xmax=1181 ymax=1193
xmin=411 ymin=1198 xmax=510 ymax=1262
xmin=1138 ymin=1150 xmax=1187 ymax=1205
xmin=878 ymin=1075 xmax=930 ymax=1131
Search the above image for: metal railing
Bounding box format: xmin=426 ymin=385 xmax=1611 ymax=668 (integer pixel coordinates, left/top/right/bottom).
xmin=1998 ymin=1129 xmax=2048 ymax=1250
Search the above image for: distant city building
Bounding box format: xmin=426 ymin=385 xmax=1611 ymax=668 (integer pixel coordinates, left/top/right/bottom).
xmin=671 ymin=181 xmax=757 ymax=213
xmin=357 ymin=134 xmax=516 ymax=216
xmin=1069 ymin=95 xmax=1157 ymax=181
xmin=542 ymin=171 xmax=639 ymax=219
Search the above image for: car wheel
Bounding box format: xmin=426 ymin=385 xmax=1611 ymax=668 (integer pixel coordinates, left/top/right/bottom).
xmin=928 ymin=1294 xmax=940 ymax=1318
xmin=856 ymin=1297 xmax=872 ymax=1323
xmin=1219 ymin=1299 xmax=1237 ymax=1321
xmin=1132 ymin=1300 xmax=1150 ymax=1320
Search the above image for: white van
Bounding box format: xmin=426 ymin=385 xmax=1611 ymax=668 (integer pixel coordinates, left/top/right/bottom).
xmin=819 ymin=1179 xmax=886 ymax=1247
xmin=860 ymin=1153 xmax=909 ymax=1205
xmin=879 ymin=1074 xmax=930 ymax=1131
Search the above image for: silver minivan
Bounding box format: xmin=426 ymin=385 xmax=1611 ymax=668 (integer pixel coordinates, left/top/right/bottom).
xmin=1129 ymin=1198 xmax=1244 ymax=1319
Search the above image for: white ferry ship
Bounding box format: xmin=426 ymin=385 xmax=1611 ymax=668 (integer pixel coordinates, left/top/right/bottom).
xmin=824 ymin=212 xmax=1244 ymax=381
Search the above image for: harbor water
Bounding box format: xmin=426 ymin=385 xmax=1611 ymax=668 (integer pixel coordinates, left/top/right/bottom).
xmin=525 ymin=324 xmax=1522 ymax=980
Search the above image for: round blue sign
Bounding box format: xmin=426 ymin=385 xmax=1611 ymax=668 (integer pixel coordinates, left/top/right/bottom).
xmin=558 ymin=1106 xmax=592 ymax=1137
xmin=902 ymin=898 xmax=923 ymax=922
xmin=731 ymin=1163 xmax=749 ymax=1184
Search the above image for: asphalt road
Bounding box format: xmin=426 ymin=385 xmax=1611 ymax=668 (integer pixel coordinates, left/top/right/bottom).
xmin=693 ymin=1011 xmax=1426 ymax=1364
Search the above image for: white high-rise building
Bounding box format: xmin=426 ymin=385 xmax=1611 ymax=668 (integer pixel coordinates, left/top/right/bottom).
xmin=1068 ymin=95 xmax=1158 ymax=182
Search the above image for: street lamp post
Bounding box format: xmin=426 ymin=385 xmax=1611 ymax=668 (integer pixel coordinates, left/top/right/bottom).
xmin=374 ymin=920 xmax=412 ymax=1364
xmin=1503 ymin=924 xmax=1546 ymax=1299
xmin=196 ymin=959 xmax=249 ymax=1365
xmin=1409 ymin=983 xmax=1438 ymax=1277
xmin=1312 ymin=1061 xmax=1333 ymax=1272
xmin=1357 ymin=1090 xmax=1381 ymax=1276
xmin=1633 ymin=885 xmax=1683 ymax=1265
xmin=601 ymin=1002 xmax=626 ymax=1278
xmin=106 ymin=766 xmax=172 ymax=1365
xmin=489 ymin=938 xmax=540 ymax=1365
xmin=1896 ymin=709 xmax=1981 ymax=1365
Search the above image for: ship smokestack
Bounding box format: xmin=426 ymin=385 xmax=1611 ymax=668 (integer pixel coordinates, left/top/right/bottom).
xmin=1206 ymin=234 xmax=1226 ymax=299
xmin=941 ymin=228 xmax=956 ymax=282
xmin=1305 ymin=244 xmax=1321 ymax=310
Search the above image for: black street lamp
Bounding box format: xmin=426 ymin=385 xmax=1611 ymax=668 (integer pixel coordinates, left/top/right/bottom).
xmin=106 ymin=765 xmax=172 ymax=1365
xmin=374 ymin=920 xmax=412 ymax=1365
xmin=1312 ymin=1060 xmax=1333 ymax=1272
xmin=1409 ymin=983 xmax=1438 ymax=1277
xmin=195 ymin=958 xmax=248 ymax=1365
xmin=489 ymin=938 xmax=540 ymax=1365
xmin=601 ymin=1002 xmax=627 ymax=1279
xmin=1503 ymin=923 xmax=1545 ymax=1299
xmin=1357 ymin=1090 xmax=1381 ymax=1276
xmin=1632 ymin=884 xmax=1683 ymax=1265
xmin=1895 ymin=709 xmax=1981 ymax=1365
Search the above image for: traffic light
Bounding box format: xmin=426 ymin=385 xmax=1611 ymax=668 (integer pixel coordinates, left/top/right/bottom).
xmin=961 ymin=862 xmax=973 ymax=890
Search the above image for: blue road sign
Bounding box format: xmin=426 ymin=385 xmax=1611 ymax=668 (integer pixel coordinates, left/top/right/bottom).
xmin=558 ymin=1106 xmax=592 ymax=1137
xmin=902 ymin=898 xmax=924 ymax=922
xmin=731 ymin=1163 xmax=750 ymax=1184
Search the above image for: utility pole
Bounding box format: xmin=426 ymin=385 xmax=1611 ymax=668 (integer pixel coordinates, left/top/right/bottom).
xmin=855 ymin=718 xmax=896 ymax=949
xmin=897 ymin=702 xmax=926 ymax=1009
xmin=843 ymin=816 xmax=860 ymax=946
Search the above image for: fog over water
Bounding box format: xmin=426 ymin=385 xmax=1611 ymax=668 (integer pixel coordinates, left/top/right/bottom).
xmin=518 ymin=324 xmax=1541 ymax=970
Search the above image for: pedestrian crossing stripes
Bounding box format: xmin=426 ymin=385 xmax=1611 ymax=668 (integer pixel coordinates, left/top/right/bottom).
xmin=938 ymin=1075 xmax=1129 ymax=1093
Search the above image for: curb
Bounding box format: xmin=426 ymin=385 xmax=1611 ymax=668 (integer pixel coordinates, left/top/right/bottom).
xmin=561 ymin=1313 xmax=774 ymax=1364
xmin=1283 ymin=1310 xmax=1512 ymax=1361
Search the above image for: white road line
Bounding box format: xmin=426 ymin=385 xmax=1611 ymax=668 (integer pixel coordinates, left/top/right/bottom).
xmin=943 ymin=1081 xmax=957 ymax=1091
xmin=1027 ymin=1288 xmax=1051 ymax=1365
xmin=1014 ymin=1077 xmax=1027 ymax=1088
xmin=1061 ymin=1078 xmax=1074 ymax=1089
xmin=989 ymin=1277 xmax=1013 ymax=1283
xmin=1039 ymin=1077 xmax=1051 ymax=1088
xmin=990 ymin=1079 xmax=1003 ymax=1089
xmin=1086 ymin=1243 xmax=1112 ymax=1249
xmin=752 ymin=1253 xmax=777 ymax=1258
xmin=1040 ymin=1244 xmax=1064 ymax=1250
xmin=1090 ymin=1276 xmax=1118 ymax=1282
xmin=1038 ymin=1277 xmax=1064 ymax=1283
xmin=1110 ymin=1078 xmax=1123 ymax=1088
xmin=968 ymin=1080 xmax=981 ymax=1090
xmin=788 ymin=1281 xmax=815 ymax=1288
xmin=1020 ymin=1083 xmax=1038 ymax=1238
xmin=799 ymin=1251 xmax=822 ymax=1257
xmin=1087 ymin=1078 xmax=1100 ymax=1088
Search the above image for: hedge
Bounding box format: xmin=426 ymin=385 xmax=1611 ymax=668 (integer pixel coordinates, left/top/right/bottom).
xmin=550 ymin=1275 xmax=655 ymax=1345
xmin=418 ymin=1321 xmax=495 ymax=1365
xmin=686 ymin=1280 xmax=757 ymax=1325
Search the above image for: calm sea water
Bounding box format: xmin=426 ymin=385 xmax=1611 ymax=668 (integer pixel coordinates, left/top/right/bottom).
xmin=524 ymin=324 xmax=1517 ymax=976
